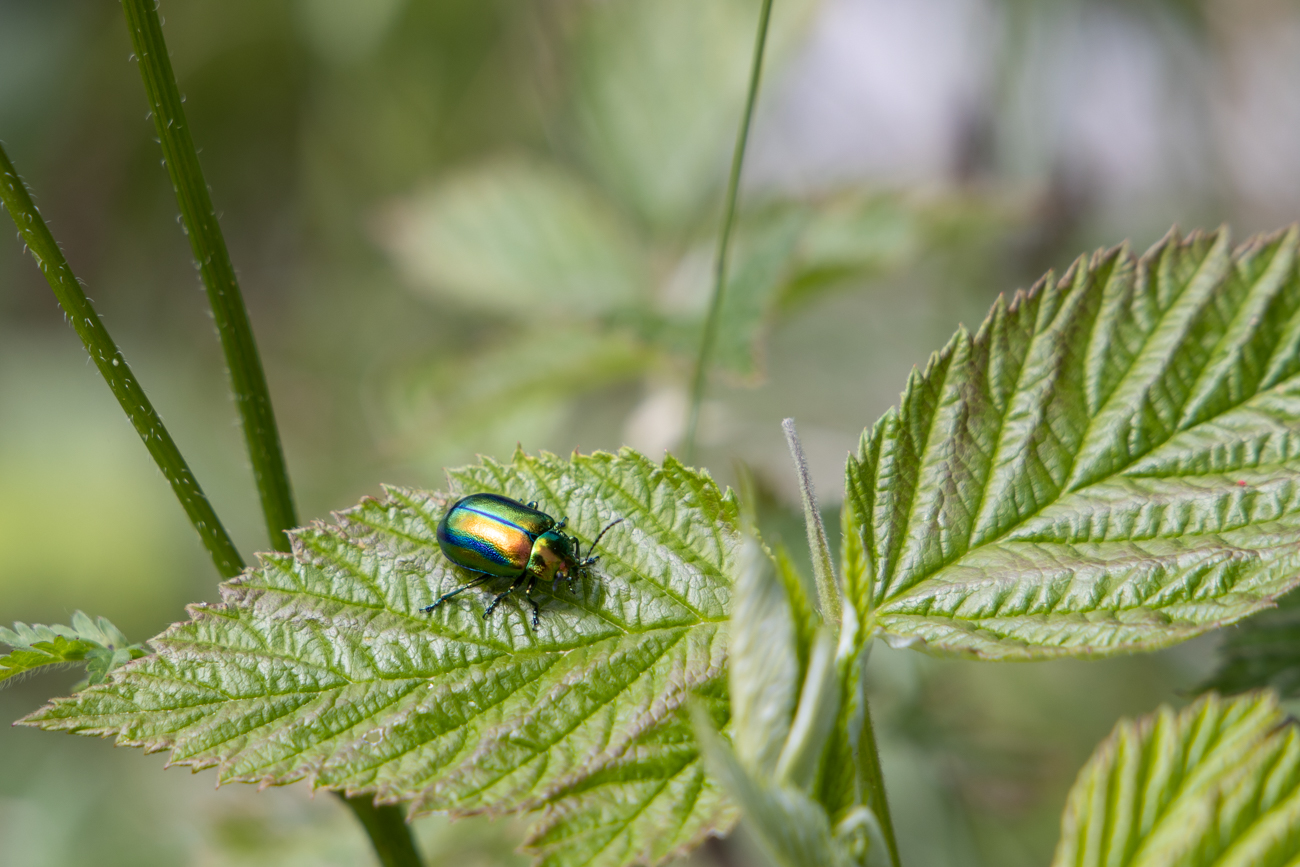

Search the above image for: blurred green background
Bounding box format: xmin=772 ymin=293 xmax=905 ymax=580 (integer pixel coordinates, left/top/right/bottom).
xmin=0 ymin=0 xmax=1291 ymax=864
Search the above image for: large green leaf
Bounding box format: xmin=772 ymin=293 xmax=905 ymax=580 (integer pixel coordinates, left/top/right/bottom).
xmin=847 ymin=228 xmax=1300 ymax=659
xmin=23 ymin=450 xmax=739 ymax=863
xmin=1052 ymin=690 xmax=1300 ymax=867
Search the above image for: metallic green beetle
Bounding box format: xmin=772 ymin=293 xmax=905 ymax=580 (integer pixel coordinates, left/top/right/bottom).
xmin=423 ymin=492 xmax=623 ymax=628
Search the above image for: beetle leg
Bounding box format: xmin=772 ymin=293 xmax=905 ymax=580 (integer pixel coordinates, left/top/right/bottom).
xmin=423 ymin=572 xmax=494 ymax=613
xmin=484 ymin=573 xmax=528 ymax=620
xmin=555 ymin=516 xmax=568 ymax=532
xmin=524 ymin=573 xmax=541 ymax=629
xmin=526 ymin=501 xmax=538 ymax=509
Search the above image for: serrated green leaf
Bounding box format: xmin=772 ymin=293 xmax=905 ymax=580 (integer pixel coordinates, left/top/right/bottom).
xmin=1202 ymin=590 xmax=1300 ymax=697
xmin=1052 ymin=690 xmax=1300 ymax=867
xmin=847 ymin=227 xmax=1300 ymax=659
xmin=384 ymin=159 xmax=646 ymax=315
xmin=0 ymin=635 xmax=92 ymax=684
xmin=23 ymin=450 xmax=739 ymax=865
xmin=1 ymin=612 xmax=145 ymax=686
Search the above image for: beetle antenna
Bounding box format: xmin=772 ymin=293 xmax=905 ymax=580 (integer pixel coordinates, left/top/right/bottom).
xmin=588 ymin=518 xmax=624 ymax=555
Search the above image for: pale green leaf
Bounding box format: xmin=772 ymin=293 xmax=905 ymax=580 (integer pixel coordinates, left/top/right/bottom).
xmin=571 ymin=0 xmax=761 ymax=231
xmin=773 ymin=628 xmax=838 ymax=792
xmin=384 ymin=159 xmax=646 ymax=314
xmin=670 ymin=192 xmax=1018 ymax=380
xmin=730 ymin=538 xmax=799 ymax=778
xmin=848 ymin=227 xmax=1300 ymax=659
xmin=22 ymin=450 xmax=740 ymax=864
xmin=386 ymin=328 xmax=652 ymax=472
xmin=693 ymin=705 xmax=846 ymax=867
xmin=1052 ymin=690 xmax=1300 ymax=867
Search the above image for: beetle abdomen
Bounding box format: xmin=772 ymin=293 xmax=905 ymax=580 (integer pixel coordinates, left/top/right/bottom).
xmin=437 ymin=493 xmax=551 ymax=578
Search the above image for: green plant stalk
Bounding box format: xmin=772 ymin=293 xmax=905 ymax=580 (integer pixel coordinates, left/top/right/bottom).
xmin=120 ymin=4 xmax=421 ymax=862
xmin=340 ymin=794 xmax=425 ymax=867
xmin=0 ymin=143 xmax=245 ymax=579
xmin=121 ymin=0 xmax=298 ymax=552
xmin=683 ymin=0 xmax=775 ymax=463
xmin=782 ymin=418 xmax=841 ymax=626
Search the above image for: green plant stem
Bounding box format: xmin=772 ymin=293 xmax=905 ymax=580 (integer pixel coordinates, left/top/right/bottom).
xmin=120 ymin=5 xmax=423 ymax=863
xmin=338 ymin=794 xmax=424 ymax=867
xmin=121 ymin=0 xmax=298 ymax=552
xmin=782 ymin=418 xmax=841 ymax=626
xmin=682 ymin=0 xmax=775 ymax=463
xmin=0 ymin=143 xmax=245 ymax=578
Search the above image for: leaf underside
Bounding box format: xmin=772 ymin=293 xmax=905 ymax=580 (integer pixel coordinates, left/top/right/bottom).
xmin=848 ymin=227 xmax=1300 ymax=659
xmin=1052 ymin=690 xmax=1300 ymax=867
xmin=23 ymin=450 xmax=740 ymax=867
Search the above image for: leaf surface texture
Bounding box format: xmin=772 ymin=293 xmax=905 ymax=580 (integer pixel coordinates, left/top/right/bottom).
xmin=25 ymin=451 xmax=739 ymax=864
xmin=847 ymin=229 xmax=1300 ymax=658
xmin=1053 ymin=691 xmax=1300 ymax=867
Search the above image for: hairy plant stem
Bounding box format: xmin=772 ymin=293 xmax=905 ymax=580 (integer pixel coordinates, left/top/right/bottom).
xmin=682 ymin=0 xmax=775 ymax=463
xmin=782 ymin=418 xmax=841 ymax=626
xmin=0 ymin=144 xmax=245 ymax=577
xmin=121 ymin=0 xmax=298 ymax=552
xmin=119 ymin=4 xmax=422 ymax=862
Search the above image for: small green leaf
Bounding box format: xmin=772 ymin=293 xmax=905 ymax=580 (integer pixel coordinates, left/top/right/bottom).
xmin=1202 ymin=590 xmax=1300 ymax=697
xmin=773 ymin=628 xmax=838 ymax=792
xmin=730 ymin=538 xmax=799 ymax=778
xmin=23 ymin=450 xmax=739 ymax=865
xmin=0 ymin=635 xmax=91 ymax=684
xmin=848 ymin=227 xmax=1300 ymax=658
xmin=1052 ymin=690 xmax=1300 ymax=867
xmin=711 ymin=211 xmax=809 ymax=378
xmin=384 ymin=159 xmax=646 ymax=315
xmin=0 ymin=612 xmax=145 ymax=686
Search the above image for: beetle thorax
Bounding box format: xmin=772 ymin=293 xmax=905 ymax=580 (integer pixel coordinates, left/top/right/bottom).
xmin=528 ymin=531 xmax=578 ymax=581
